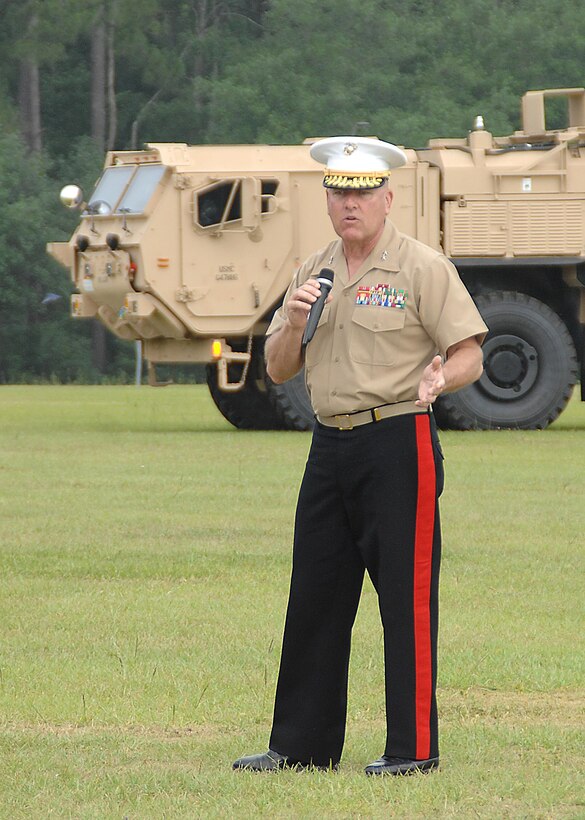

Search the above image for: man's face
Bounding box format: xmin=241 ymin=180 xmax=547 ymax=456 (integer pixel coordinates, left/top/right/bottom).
xmin=326 ymin=184 xmax=393 ymax=246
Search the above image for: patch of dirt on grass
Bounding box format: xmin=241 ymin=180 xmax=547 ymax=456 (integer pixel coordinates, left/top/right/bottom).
xmin=0 ymin=720 xmax=228 ymax=741
xmin=440 ymin=687 xmax=584 ymax=729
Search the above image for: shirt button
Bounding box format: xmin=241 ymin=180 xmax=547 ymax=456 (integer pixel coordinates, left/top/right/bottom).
xmin=339 ymin=323 xmax=344 ymax=329
xmin=334 ymin=356 xmax=340 ymax=362
xmin=373 ymin=323 xmax=379 ymax=329
xmin=331 ymin=390 xmax=337 ymax=396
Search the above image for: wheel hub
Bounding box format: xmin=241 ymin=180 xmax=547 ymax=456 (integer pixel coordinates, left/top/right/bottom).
xmin=480 ymin=334 xmax=538 ymax=400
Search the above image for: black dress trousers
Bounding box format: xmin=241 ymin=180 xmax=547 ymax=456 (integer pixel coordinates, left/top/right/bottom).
xmin=269 ymin=412 xmax=443 ymax=767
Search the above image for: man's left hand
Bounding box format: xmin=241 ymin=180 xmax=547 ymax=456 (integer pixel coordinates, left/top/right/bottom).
xmin=416 ymin=355 xmax=445 ymax=408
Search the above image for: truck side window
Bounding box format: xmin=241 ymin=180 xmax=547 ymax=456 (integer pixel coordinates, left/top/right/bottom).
xmin=197 ymin=182 xmax=241 ymax=228
xmin=195 ymin=179 xmax=279 ymax=229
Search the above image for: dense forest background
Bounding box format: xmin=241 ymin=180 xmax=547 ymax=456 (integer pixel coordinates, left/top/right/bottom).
xmin=1 ymin=0 xmax=584 ymax=382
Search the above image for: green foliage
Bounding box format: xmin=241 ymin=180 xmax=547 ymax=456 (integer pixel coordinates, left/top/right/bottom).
xmin=0 ymin=131 xmax=71 ymax=381
xmin=4 ymin=0 xmax=585 ymax=148
xmin=0 ymin=129 xmax=134 ymax=383
xmin=48 ymin=134 xmax=105 ymax=195
xmin=0 ymin=0 xmax=90 ymax=118
xmin=207 ymin=0 xmax=585 ymax=145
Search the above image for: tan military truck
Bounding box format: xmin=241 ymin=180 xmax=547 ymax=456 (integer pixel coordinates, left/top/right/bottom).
xmin=48 ymin=87 xmax=585 ymax=430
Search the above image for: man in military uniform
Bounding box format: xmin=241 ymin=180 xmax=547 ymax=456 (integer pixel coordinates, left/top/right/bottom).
xmin=233 ymin=137 xmax=488 ymax=776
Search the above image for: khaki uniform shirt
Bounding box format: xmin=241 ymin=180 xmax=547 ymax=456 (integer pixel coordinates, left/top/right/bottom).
xmin=267 ymin=220 xmax=488 ymax=418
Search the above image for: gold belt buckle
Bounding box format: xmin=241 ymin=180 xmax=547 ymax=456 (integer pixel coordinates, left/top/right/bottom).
xmin=335 ymin=414 xmax=354 ymax=430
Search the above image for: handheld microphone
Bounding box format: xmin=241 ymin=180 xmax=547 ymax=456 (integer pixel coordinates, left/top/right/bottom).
xmin=302 ymin=268 xmax=334 ymax=347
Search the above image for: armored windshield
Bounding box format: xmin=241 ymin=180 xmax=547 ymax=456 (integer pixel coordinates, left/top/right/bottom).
xmin=86 ymin=166 xmax=134 ymax=214
xmin=85 ymin=164 xmax=165 ymax=215
xmin=117 ymin=165 xmax=166 ymax=213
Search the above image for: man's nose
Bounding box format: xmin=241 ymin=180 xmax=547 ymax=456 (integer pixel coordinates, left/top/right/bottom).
xmin=343 ymin=191 xmax=360 ymax=207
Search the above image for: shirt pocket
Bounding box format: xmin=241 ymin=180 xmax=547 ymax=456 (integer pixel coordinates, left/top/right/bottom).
xmin=350 ymin=307 xmax=406 ymax=365
xmin=305 ymin=304 xmax=331 ymax=368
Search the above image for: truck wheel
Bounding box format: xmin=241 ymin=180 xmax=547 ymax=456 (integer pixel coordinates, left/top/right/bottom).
xmin=266 ymin=370 xmax=315 ymax=431
xmin=434 ymin=291 xmax=578 ymax=430
xmin=206 ymin=338 xmax=287 ymax=430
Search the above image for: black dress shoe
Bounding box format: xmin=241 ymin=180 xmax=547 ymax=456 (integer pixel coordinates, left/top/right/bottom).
xmin=233 ymin=749 xmax=338 ymax=772
xmin=233 ymin=749 xmax=289 ymax=771
xmin=365 ymin=755 xmax=439 ymax=776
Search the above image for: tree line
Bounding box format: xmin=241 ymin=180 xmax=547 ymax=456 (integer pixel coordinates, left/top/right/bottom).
xmin=1 ymin=0 xmax=584 ymax=382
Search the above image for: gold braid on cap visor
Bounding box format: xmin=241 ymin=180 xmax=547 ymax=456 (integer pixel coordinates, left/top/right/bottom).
xmin=323 ymin=170 xmax=390 ymax=189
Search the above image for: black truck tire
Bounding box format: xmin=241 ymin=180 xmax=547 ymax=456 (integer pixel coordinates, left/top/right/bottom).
xmin=433 ymin=290 xmax=578 ymax=430
xmin=265 ymin=370 xmax=315 ymax=431
xmin=206 ymin=338 xmax=287 ymax=430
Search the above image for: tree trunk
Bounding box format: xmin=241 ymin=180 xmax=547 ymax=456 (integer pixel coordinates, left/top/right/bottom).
xmin=18 ymin=14 xmax=42 ymax=153
xmin=193 ymin=0 xmax=213 ymax=114
xmin=90 ymin=2 xmax=118 ymax=373
xmin=91 ymin=9 xmax=107 ymax=151
xmin=106 ymin=5 xmax=117 ymax=150
xmin=90 ymin=3 xmax=117 ymax=150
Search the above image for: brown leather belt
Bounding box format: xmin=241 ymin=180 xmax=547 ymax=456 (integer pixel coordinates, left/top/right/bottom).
xmin=316 ymin=400 xmax=425 ymax=430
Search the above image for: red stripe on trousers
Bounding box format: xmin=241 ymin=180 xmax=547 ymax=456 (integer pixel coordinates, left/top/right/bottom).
xmin=414 ymin=414 xmax=436 ymax=760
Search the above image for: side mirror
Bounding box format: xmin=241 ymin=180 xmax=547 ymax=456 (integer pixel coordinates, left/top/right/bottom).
xmin=60 ymin=184 xmax=84 ymax=210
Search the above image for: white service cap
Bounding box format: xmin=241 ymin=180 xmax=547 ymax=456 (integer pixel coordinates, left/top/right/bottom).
xmin=310 ymin=136 xmax=407 ymax=189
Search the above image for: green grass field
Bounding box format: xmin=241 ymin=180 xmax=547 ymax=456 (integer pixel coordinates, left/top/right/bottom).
xmin=0 ymin=385 xmax=583 ymax=818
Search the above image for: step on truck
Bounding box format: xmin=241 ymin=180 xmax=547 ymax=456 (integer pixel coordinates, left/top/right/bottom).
xmin=48 ymin=87 xmax=585 ymax=430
